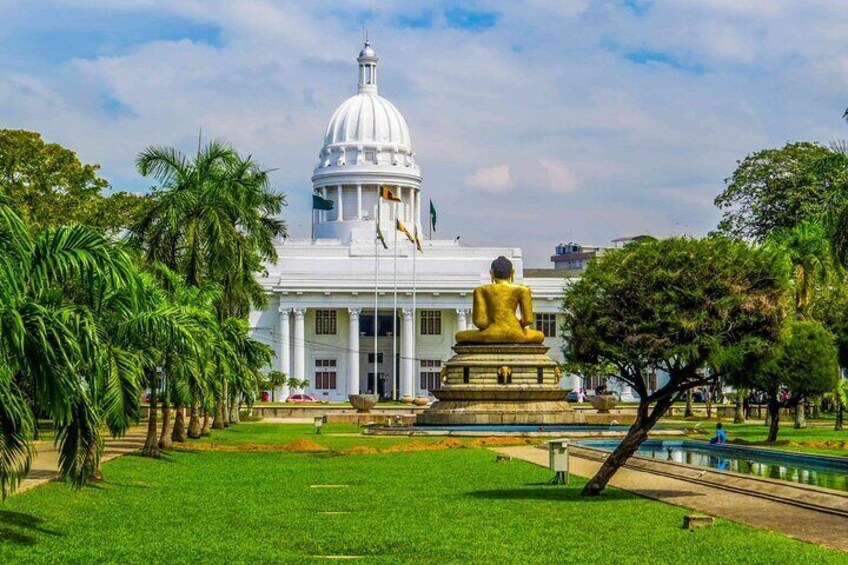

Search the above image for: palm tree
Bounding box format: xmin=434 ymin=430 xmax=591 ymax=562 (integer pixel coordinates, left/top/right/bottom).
xmin=264 ymin=371 xmax=288 ymax=402
xmin=767 ymin=221 xmax=831 ymax=318
xmin=0 ymin=194 xmax=137 ymax=495
xmin=133 ymin=139 xmax=286 ymax=428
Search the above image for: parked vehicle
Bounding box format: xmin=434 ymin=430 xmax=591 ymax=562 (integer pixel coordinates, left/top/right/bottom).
xmin=285 ymin=393 xmax=319 ymax=403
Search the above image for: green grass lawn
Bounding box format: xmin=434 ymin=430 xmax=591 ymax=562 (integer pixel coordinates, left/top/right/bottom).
xmin=687 ymin=421 xmax=848 ymax=456
xmin=1 ymin=424 xmax=846 ymax=564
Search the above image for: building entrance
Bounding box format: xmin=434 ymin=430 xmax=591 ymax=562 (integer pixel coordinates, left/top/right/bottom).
xmin=359 ymin=312 xmax=401 ymax=400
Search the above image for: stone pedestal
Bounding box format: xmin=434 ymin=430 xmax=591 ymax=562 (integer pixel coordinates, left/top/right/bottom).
xmin=588 ymin=394 xmax=618 ymax=414
xmin=417 ymin=344 xmax=580 ymax=425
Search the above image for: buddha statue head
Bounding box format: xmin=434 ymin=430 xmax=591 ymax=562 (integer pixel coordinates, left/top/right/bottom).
xmin=490 ymin=256 xmax=514 ymax=283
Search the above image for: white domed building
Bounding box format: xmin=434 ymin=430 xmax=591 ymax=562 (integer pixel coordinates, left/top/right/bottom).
xmin=251 ymin=42 xmax=578 ymax=402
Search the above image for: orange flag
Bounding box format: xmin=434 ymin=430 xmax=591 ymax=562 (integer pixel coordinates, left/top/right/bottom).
xmin=380 ymin=186 xmax=401 ymax=203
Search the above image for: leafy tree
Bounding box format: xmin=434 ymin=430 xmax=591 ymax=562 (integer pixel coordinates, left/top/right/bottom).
xmin=0 ymin=129 xmax=149 ymax=233
xmin=714 ymin=142 xmax=848 ymax=242
xmin=563 ymin=237 xmax=789 ymax=496
xmin=766 ymin=221 xmax=831 ymax=318
xmin=810 ymin=277 xmax=848 ymax=430
xmin=726 ymin=321 xmax=839 ymax=442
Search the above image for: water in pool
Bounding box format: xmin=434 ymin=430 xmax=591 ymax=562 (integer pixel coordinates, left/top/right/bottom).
xmin=417 ymin=425 xmax=632 ymax=433
xmin=578 ymin=440 xmax=848 ymax=493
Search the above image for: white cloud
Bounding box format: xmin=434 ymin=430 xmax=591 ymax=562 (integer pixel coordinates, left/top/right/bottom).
xmin=464 ymin=164 xmax=514 ymax=192
xmin=538 ymin=159 xmax=578 ymax=193
xmin=4 ymin=0 xmax=848 ymax=265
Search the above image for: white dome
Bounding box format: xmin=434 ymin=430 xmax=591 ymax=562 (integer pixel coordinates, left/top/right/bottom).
xmin=323 ymin=93 xmax=412 ymax=150
xmin=311 ymin=41 xmax=422 ymax=244
xmin=314 ymin=41 xmax=419 ymax=174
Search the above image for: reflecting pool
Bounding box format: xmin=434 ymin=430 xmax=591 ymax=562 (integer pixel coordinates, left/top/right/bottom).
xmin=576 ymin=440 xmax=848 ymax=493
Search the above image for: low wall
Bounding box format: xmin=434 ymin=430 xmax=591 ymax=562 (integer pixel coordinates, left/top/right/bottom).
xmin=139 ymin=404 xmax=426 ymax=421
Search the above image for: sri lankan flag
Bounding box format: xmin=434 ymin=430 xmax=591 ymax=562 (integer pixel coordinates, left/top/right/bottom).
xmin=380 ymin=186 xmax=401 ymax=203
xmin=376 ymin=224 xmax=389 ymax=249
xmin=414 ymin=224 xmax=423 ymax=253
xmin=396 ymin=219 xmax=415 ymax=243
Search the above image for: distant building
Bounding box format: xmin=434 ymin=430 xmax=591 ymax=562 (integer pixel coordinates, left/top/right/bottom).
xmin=550 ymin=236 xmax=652 ymax=271
xmin=550 ymin=242 xmax=608 ymax=271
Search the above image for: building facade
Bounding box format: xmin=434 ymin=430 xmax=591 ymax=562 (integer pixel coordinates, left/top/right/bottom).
xmin=251 ymin=42 xmax=574 ymax=402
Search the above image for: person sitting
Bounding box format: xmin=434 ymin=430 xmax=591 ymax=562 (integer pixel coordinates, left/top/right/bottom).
xmin=455 ymin=256 xmax=545 ymax=344
xmin=709 ymin=422 xmax=727 ymax=445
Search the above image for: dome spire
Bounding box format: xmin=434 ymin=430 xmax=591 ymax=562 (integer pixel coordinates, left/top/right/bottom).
xmin=357 ymin=38 xmax=378 ymax=95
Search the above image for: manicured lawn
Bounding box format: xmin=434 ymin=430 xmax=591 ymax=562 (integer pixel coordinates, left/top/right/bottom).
xmin=687 ymin=421 xmax=848 ymax=456
xmin=1 ymin=424 xmax=846 ymax=564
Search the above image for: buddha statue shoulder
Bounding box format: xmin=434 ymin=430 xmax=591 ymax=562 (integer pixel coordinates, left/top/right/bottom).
xmin=455 ymin=256 xmax=546 ymax=345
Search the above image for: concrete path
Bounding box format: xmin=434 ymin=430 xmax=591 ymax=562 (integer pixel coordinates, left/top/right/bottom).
xmin=493 ymin=445 xmax=848 ymax=553
xmin=19 ymin=426 xmax=148 ymax=494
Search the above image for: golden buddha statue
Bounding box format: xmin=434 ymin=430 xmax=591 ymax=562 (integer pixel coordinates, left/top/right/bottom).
xmin=455 ymin=256 xmax=546 ymax=344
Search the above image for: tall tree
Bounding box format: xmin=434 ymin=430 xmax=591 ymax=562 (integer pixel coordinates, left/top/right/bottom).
xmin=132 ymin=139 xmax=285 ymax=423
xmin=0 ymin=193 xmax=137 ymax=495
xmin=766 ymin=221 xmax=831 ymax=318
xmin=563 ymin=237 xmax=788 ymax=496
xmin=810 ymin=276 xmax=848 ymax=431
xmin=714 ymin=142 xmax=848 ymax=242
xmin=0 ymin=129 xmax=149 ymax=233
xmin=725 ymin=320 xmax=839 ymax=442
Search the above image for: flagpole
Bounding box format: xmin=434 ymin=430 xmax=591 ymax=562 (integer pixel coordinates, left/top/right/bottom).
xmin=373 ymin=197 xmax=380 ymax=397
xmin=392 ymin=200 xmax=399 ymax=401
xmin=412 ymin=223 xmax=417 ymax=397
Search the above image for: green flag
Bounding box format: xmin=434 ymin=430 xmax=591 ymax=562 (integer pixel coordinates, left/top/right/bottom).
xmin=313 ymin=194 xmax=334 ymax=211
xmin=429 ymin=199 xmax=437 ymax=232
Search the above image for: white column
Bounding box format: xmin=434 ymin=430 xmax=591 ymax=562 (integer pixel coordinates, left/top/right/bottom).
xmin=278 ymin=304 xmax=291 ymax=399
xmin=293 ymin=308 xmax=306 ymax=391
xmin=415 ymin=189 xmax=421 ymax=229
xmin=401 ymin=308 xmax=415 ymax=402
xmin=337 ymin=185 xmax=344 ymax=221
xmin=356 ymin=184 xmax=363 ymax=219
xmin=412 ymin=189 xmax=418 ymax=228
xmin=347 ymin=308 xmax=361 ymax=397
xmin=456 ymin=309 xmax=469 ymax=332
xmin=321 ymin=187 xmax=328 ymax=222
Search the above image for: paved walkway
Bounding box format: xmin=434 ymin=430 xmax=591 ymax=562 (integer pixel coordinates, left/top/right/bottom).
xmin=493 ymin=445 xmax=848 ymax=553
xmin=19 ymin=426 xmax=148 ymax=494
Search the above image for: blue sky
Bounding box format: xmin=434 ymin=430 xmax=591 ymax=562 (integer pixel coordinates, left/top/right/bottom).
xmin=2 ymin=0 xmax=848 ymax=266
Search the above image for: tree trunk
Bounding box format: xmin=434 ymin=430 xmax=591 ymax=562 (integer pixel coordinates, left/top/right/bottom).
xmin=188 ymin=403 xmax=202 ymax=439
xmin=684 ymin=389 xmax=693 ymax=418
xmin=734 ymin=391 xmax=745 ymax=424
xmin=766 ymin=401 xmax=781 ymax=443
xmin=793 ymin=403 xmax=806 ymax=429
xmin=201 ymin=409 xmax=212 ymax=436
xmin=212 ymin=401 xmax=226 ymax=429
xmin=88 ymin=439 xmax=104 ymax=483
xmin=223 ymin=380 xmax=230 ymax=427
xmin=581 ymin=395 xmax=675 ymax=496
xmin=158 ymin=402 xmax=173 ymax=450
xmin=836 ymin=400 xmax=844 ymax=431
xmin=229 ymin=401 xmax=240 ymax=424
xmin=142 ymin=382 xmax=160 ymax=458
xmin=172 ymin=405 xmax=187 ymax=442
xmin=705 ymin=385 xmax=713 ymax=419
